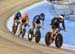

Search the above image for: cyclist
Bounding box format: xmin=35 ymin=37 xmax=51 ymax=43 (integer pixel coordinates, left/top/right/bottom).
xmin=18 ymin=13 xmax=30 ymax=37
xmin=31 ymin=13 xmax=45 ymax=33
xmin=12 ymin=11 xmax=22 ymax=32
xmin=50 ymin=14 xmax=66 ymax=42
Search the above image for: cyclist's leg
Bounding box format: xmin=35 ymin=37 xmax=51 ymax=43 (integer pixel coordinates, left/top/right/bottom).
xmin=17 ymin=19 xmax=20 ymax=27
xmin=53 ymin=28 xmax=59 ymax=40
xmin=51 ymin=25 xmax=56 ymax=38
xmin=12 ymin=19 xmax=17 ymax=32
xmin=13 ymin=19 xmax=16 ymax=25
xmin=18 ymin=23 xmax=22 ymax=37
xmin=50 ymin=26 xmax=56 ymax=43
xmin=16 ymin=20 xmax=19 ymax=31
xmin=12 ymin=23 xmax=15 ymax=32
xmin=31 ymin=23 xmax=35 ymax=32
xmin=24 ymin=22 xmax=27 ymax=30
xmin=51 ymin=28 xmax=56 ymax=39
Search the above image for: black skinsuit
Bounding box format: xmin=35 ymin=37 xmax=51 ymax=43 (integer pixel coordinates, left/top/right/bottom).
xmin=51 ymin=17 xmax=65 ymax=30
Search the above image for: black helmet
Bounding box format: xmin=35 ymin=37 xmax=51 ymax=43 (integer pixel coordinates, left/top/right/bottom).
xmin=40 ymin=13 xmax=45 ymax=17
xmin=17 ymin=12 xmax=21 ymax=14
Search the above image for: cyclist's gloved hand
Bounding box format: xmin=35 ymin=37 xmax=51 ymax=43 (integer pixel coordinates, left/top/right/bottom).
xmin=50 ymin=23 xmax=52 ymax=25
xmin=42 ymin=26 xmax=45 ymax=30
xmin=64 ymin=29 xmax=66 ymax=32
xmin=28 ymin=24 xmax=30 ymax=27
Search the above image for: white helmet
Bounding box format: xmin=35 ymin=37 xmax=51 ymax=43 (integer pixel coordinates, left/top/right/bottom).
xmin=59 ymin=14 xmax=64 ymax=19
xmin=59 ymin=16 xmax=64 ymax=19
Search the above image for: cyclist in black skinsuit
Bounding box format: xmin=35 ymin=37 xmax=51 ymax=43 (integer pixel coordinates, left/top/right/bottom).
xmin=50 ymin=14 xmax=66 ymax=42
xmin=12 ymin=12 xmax=22 ymax=32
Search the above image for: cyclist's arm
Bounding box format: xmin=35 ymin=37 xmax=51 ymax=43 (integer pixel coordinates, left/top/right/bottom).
xmin=42 ymin=20 xmax=44 ymax=27
xmin=34 ymin=19 xmax=36 ymax=26
xmin=33 ymin=16 xmax=37 ymax=26
xmin=51 ymin=19 xmax=53 ymax=25
xmin=20 ymin=19 xmax=22 ymax=26
xmin=42 ymin=18 xmax=45 ymax=28
xmin=62 ymin=20 xmax=65 ymax=30
xmin=27 ymin=18 xmax=30 ymax=25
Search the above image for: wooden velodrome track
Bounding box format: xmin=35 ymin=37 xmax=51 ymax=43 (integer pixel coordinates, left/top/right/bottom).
xmin=0 ymin=0 xmax=75 ymax=54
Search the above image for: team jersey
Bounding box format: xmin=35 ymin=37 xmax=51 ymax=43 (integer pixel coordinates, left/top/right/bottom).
xmin=14 ymin=12 xmax=21 ymax=20
xmin=33 ymin=15 xmax=45 ymax=24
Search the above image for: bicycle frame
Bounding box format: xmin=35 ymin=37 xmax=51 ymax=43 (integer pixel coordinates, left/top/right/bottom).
xmin=21 ymin=22 xmax=28 ymax=32
xmin=54 ymin=28 xmax=63 ymax=37
xmin=36 ymin=24 xmax=41 ymax=31
xmin=53 ymin=28 xmax=61 ymax=38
